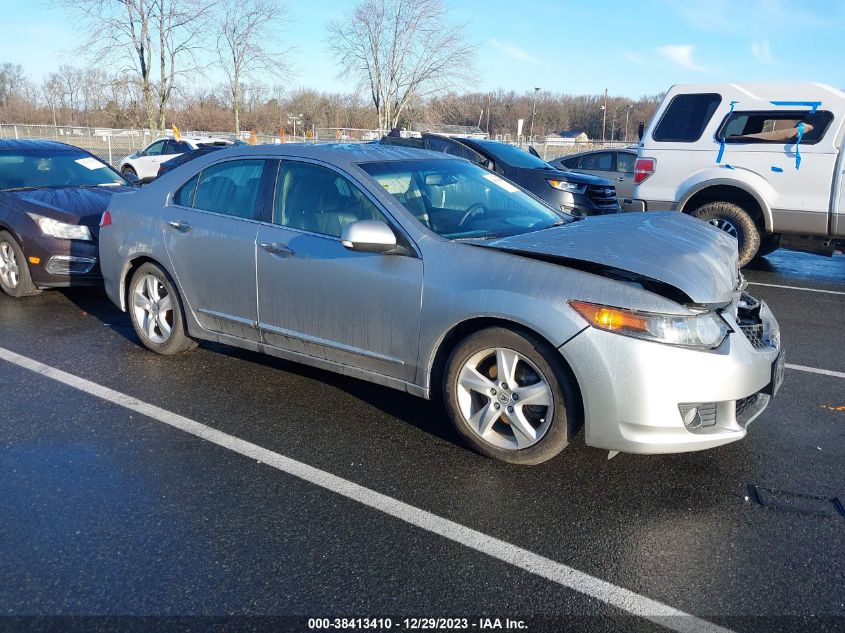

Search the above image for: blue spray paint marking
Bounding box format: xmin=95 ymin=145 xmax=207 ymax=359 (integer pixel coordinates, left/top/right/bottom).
xmin=771 ymin=166 xmax=784 ymax=173
xmin=794 ymin=122 xmax=805 ymax=169
xmin=716 ymin=100 xmax=737 ymax=164
xmin=770 ymin=100 xmax=821 ymax=113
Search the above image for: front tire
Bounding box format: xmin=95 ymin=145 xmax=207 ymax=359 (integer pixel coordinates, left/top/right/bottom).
xmin=690 ymin=201 xmax=761 ymax=267
xmin=443 ymin=327 xmax=577 ymax=465
xmin=0 ymin=231 xmax=41 ymax=298
xmin=128 ymin=262 xmax=196 ymax=355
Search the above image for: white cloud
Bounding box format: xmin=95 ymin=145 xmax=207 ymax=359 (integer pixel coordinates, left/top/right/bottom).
xmin=489 ymin=39 xmax=542 ymax=66
xmin=751 ymin=38 xmax=773 ymax=64
xmin=657 ymin=45 xmax=705 ymax=71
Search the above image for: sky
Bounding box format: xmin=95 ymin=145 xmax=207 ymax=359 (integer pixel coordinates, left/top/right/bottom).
xmin=1 ymin=0 xmax=843 ymax=99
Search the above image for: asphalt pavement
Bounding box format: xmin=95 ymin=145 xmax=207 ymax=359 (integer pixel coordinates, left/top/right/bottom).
xmin=1 ymin=248 xmax=844 ymax=633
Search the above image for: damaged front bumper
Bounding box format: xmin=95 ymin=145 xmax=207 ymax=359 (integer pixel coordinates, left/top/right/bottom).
xmin=561 ymin=294 xmax=782 ymax=454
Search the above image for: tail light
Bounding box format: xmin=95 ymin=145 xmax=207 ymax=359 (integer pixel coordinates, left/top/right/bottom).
xmin=634 ymin=158 xmax=656 ymax=185
xmin=100 ymin=210 xmax=112 ymax=227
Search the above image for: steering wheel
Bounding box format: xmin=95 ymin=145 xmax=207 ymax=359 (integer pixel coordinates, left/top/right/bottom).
xmin=458 ymin=202 xmax=487 ymax=227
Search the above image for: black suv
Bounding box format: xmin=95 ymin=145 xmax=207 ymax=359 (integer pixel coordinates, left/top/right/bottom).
xmin=380 ymin=133 xmax=619 ymax=216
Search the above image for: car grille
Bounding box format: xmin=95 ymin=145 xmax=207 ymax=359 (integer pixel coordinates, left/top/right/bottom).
xmin=736 ymin=394 xmax=759 ymax=418
xmin=740 ymin=323 xmax=765 ymax=349
xmin=586 ymin=184 xmax=619 ymax=210
xmin=736 ymin=293 xmax=769 ymax=349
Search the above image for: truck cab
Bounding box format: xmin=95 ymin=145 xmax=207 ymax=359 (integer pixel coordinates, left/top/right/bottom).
xmin=627 ymin=83 xmax=845 ymax=266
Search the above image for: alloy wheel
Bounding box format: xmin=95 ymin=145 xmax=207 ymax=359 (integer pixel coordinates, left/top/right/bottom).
xmin=0 ymin=241 xmax=20 ymax=289
xmin=707 ymin=217 xmax=739 ymax=239
xmin=132 ymin=274 xmax=174 ymax=344
xmin=455 ymin=347 xmax=554 ymax=450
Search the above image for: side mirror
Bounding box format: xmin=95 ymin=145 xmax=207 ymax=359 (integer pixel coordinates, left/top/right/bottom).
xmin=123 ymin=171 xmax=141 ymax=186
xmin=341 ymin=220 xmax=397 ymax=253
xmin=637 ymin=122 xmax=645 ymax=142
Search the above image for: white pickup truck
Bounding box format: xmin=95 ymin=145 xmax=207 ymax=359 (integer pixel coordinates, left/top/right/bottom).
xmin=626 ymin=83 xmax=845 ymax=266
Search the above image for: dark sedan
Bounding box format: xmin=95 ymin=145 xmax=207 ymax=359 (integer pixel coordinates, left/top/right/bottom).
xmin=380 ymin=133 xmax=620 ymax=216
xmin=0 ymin=140 xmax=135 ymax=297
xmin=156 ymin=144 xmax=236 ymax=179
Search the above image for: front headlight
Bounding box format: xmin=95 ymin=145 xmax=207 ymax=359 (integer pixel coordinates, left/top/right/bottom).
xmin=26 ymin=213 xmax=93 ymax=241
xmin=547 ymin=179 xmax=586 ymax=194
xmin=569 ymin=300 xmax=730 ymax=350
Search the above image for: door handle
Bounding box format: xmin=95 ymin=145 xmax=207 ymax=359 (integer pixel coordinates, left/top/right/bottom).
xmin=168 ymin=220 xmax=192 ymax=232
xmin=260 ymin=242 xmax=295 ymax=258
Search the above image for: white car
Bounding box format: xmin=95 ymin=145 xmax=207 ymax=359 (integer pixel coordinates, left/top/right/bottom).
xmin=119 ymin=136 xmax=237 ymax=181
xmin=629 ymin=82 xmax=845 ymax=266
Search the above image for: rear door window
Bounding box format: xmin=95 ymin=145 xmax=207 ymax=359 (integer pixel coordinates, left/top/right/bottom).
xmin=653 ymin=93 xmax=722 ymax=142
xmin=717 ymin=110 xmax=833 ymax=145
xmin=578 ymin=152 xmax=614 ymax=171
xmin=191 ymin=159 xmax=267 ymax=220
xmin=616 ymin=152 xmax=635 ymax=174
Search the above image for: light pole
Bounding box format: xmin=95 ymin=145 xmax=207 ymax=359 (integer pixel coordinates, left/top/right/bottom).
xmin=600 ymin=88 xmax=608 ymax=144
xmin=287 ymin=112 xmax=303 ymax=139
xmin=529 ymin=87 xmax=541 ymax=142
xmin=624 ymin=104 xmax=633 ymax=143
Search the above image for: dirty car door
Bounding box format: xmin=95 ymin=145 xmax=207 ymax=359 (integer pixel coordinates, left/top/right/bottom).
xmin=163 ymin=158 xmax=270 ymax=342
xmin=255 ymin=160 xmax=423 ymax=382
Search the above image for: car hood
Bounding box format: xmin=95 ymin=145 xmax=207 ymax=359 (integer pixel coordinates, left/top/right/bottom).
xmin=484 ymin=212 xmax=739 ymax=305
xmin=520 ymin=166 xmax=613 ymax=186
xmin=1 ymin=186 xmax=134 ymax=226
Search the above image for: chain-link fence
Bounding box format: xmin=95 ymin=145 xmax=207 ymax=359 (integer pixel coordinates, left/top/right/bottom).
xmin=0 ymin=122 xmax=634 ymax=168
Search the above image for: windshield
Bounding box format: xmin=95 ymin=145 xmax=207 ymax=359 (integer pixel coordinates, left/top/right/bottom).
xmin=360 ymin=159 xmax=570 ymax=240
xmin=470 ymin=141 xmax=552 ymax=169
xmin=0 ymin=149 xmax=126 ymax=191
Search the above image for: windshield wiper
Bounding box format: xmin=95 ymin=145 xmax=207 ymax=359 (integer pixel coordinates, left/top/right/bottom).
xmin=1 ymin=186 xmax=37 ymax=192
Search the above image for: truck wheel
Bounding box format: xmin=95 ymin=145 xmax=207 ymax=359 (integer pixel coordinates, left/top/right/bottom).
xmin=690 ymin=202 xmax=761 ymax=267
xmin=755 ymin=233 xmax=781 ymax=258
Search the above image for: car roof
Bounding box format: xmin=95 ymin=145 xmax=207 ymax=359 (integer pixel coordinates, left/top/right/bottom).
xmin=211 ymin=142 xmax=449 ymax=166
xmin=558 ymin=148 xmax=636 ymax=160
xmin=665 ymin=82 xmax=845 ymax=105
xmin=0 ymin=139 xmax=89 ymax=152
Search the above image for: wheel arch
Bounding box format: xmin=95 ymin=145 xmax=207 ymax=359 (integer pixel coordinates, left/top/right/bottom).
xmin=427 ymin=316 xmax=585 ymax=430
xmin=120 ymin=254 xmax=172 ymax=312
xmin=679 ymin=180 xmax=773 ymax=232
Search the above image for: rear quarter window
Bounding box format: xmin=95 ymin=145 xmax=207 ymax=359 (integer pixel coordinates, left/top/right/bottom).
xmin=717 ymin=110 xmax=833 ymax=145
xmin=653 ymin=93 xmax=722 ymax=142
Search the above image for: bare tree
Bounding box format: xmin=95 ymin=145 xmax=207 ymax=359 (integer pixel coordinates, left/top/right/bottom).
xmin=60 ymin=0 xmax=213 ymax=131
xmin=216 ymin=0 xmax=291 ymax=134
xmin=327 ymin=0 xmax=475 ymax=132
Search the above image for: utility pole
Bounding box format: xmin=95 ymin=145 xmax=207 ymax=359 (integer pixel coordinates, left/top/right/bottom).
xmin=601 ymin=88 xmax=608 ymax=145
xmin=529 ymin=87 xmax=541 ymax=141
xmin=624 ymin=104 xmax=633 ymax=143
xmin=485 ymin=93 xmax=491 ymax=135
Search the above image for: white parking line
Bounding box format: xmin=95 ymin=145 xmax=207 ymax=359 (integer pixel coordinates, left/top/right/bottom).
xmin=747 ymin=281 xmax=845 ymax=296
xmin=0 ymin=345 xmax=732 ymax=633
xmin=787 ymin=363 xmax=845 ymax=380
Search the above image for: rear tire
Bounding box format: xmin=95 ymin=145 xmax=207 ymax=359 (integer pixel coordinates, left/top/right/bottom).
xmin=690 ymin=201 xmax=761 ymax=267
xmin=128 ymin=262 xmax=196 ymax=355
xmin=443 ymin=326 xmax=577 ymax=465
xmin=0 ymin=231 xmax=41 ymax=298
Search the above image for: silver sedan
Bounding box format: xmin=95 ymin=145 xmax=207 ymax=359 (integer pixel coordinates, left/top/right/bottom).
xmin=98 ymin=144 xmax=784 ymax=464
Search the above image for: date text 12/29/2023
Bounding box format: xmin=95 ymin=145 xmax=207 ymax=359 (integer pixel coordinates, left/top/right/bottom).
xmin=307 ymin=618 xmax=528 ymax=630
